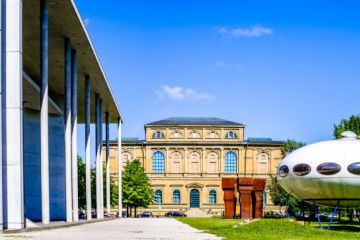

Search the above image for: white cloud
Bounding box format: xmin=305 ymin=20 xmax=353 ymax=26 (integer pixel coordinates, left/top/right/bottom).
xmin=84 ymin=18 xmax=91 ymax=26
xmin=156 ymin=85 xmax=215 ymax=103
xmin=219 ymin=25 xmax=273 ymax=38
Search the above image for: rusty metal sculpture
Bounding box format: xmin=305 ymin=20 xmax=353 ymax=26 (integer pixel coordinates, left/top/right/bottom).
xmin=222 ymin=177 xmax=266 ymax=219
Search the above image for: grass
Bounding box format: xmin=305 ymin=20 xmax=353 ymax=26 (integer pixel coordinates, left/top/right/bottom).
xmin=177 ymin=218 xmax=360 ymax=240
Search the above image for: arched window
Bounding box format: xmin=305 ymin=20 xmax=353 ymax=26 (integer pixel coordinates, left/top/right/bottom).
xmin=152 ymin=151 xmax=165 ymax=173
xmin=171 ymin=151 xmax=182 ymax=173
xmin=152 ymin=131 xmax=165 ymax=139
xmin=209 ymin=190 xmax=216 ymax=204
xmin=225 ymin=151 xmax=237 ymax=173
xmin=207 ymin=152 xmax=218 ymax=173
xmin=225 ymin=131 xmax=238 ymax=139
xmin=190 ymin=131 xmax=201 ymax=138
xmin=208 ymin=131 xmax=219 ymax=139
xmin=170 ymin=131 xmax=183 ymax=138
xmin=173 ymin=190 xmax=180 ymax=204
xmin=189 ymin=152 xmax=201 ymax=173
xmin=155 ymin=190 xmax=162 ymax=204
xmin=122 ymin=152 xmax=132 ymax=165
xmin=257 ymin=153 xmax=269 ymax=174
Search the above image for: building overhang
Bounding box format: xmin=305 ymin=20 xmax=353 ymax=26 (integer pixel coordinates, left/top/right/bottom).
xmin=23 ymin=0 xmax=122 ymax=123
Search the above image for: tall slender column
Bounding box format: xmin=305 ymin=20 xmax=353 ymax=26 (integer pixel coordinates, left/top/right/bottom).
xmin=99 ymin=99 xmax=103 ymax=218
xmin=2 ymin=0 xmax=24 ymax=230
xmin=85 ymin=75 xmax=91 ymax=220
xmin=95 ymin=95 xmax=101 ymax=218
xmin=105 ymin=112 xmax=110 ymax=215
xmin=64 ymin=38 xmax=72 ymax=222
xmin=40 ymin=0 xmax=50 ymax=225
xmin=0 ymin=0 xmax=2 ymax=228
xmin=117 ymin=119 xmax=122 ymax=217
xmin=71 ymin=49 xmax=78 ymax=221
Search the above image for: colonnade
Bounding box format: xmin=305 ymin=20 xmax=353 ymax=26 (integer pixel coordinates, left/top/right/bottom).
xmin=0 ymin=0 xmax=123 ymax=229
xmin=38 ymin=0 xmax=123 ymax=224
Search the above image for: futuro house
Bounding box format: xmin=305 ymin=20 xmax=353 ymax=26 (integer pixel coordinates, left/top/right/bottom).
xmin=278 ymin=131 xmax=360 ymax=207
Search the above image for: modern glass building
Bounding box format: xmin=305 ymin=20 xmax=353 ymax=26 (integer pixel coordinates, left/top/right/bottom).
xmin=1 ymin=0 xmax=123 ymax=230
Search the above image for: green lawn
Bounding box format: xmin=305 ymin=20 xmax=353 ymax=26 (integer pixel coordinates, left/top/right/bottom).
xmin=177 ymin=218 xmax=360 ymax=240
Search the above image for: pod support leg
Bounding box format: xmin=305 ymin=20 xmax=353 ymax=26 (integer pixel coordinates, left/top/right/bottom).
xmin=285 ymin=197 xmax=290 ymax=218
xmin=327 ymin=200 xmax=340 ymax=230
xmin=313 ymin=200 xmax=322 ymax=229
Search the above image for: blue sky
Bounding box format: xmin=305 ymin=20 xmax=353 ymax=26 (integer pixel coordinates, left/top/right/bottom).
xmin=75 ymin=0 xmax=360 ymax=147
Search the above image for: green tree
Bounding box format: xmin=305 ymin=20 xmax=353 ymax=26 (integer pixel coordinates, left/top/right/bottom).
xmin=333 ymin=115 xmax=360 ymax=139
xmin=78 ymin=156 xmax=118 ymax=211
xmin=268 ymin=139 xmax=307 ymax=216
xmin=78 ymin=156 xmax=86 ymax=209
xmin=122 ymin=159 xmax=153 ymax=217
xmin=281 ymin=139 xmax=306 ymax=158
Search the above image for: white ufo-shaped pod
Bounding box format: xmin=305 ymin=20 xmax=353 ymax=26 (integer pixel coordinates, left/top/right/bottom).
xmin=278 ymin=131 xmax=360 ymax=207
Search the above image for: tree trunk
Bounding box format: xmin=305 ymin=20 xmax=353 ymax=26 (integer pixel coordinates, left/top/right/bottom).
xmin=135 ymin=207 xmax=137 ymax=217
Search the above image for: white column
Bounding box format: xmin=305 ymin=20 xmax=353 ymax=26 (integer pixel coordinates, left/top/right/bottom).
xmin=105 ymin=112 xmax=110 ymax=215
xmin=2 ymin=0 xmax=24 ymax=230
xmin=117 ymin=119 xmax=122 ymax=217
xmin=71 ymin=49 xmax=78 ymax=221
xmin=40 ymin=0 xmax=50 ymax=225
xmin=0 ymin=0 xmax=3 ymax=230
xmin=64 ymin=38 xmax=72 ymax=222
xmin=85 ymin=75 xmax=91 ymax=220
xmin=99 ymin=99 xmax=103 ymax=218
xmin=95 ymin=95 xmax=102 ymax=219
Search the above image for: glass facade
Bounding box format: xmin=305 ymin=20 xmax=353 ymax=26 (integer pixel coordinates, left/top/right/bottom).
xmin=209 ymin=190 xmax=216 ymax=204
xmin=225 ymin=151 xmax=237 ymax=173
xmin=173 ymin=190 xmax=180 ymax=204
xmin=153 ymin=151 xmax=165 ymax=173
xmin=155 ymin=190 xmax=162 ymax=204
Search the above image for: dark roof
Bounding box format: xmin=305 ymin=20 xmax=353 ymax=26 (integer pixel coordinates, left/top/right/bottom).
xmin=247 ymin=137 xmax=283 ymax=145
xmin=122 ymin=137 xmax=141 ymax=142
xmin=247 ymin=137 xmax=273 ymax=142
xmin=145 ymin=117 xmax=243 ymax=126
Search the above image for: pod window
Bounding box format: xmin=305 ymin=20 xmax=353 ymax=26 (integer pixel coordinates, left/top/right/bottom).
xmin=317 ymin=162 xmax=341 ymax=175
xmin=348 ymin=162 xmax=360 ymax=175
xmin=293 ymin=164 xmax=311 ymax=176
xmin=278 ymin=165 xmax=289 ymax=178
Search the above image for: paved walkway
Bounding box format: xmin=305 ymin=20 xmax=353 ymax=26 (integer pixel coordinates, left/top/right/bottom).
xmin=0 ymin=218 xmax=221 ymax=240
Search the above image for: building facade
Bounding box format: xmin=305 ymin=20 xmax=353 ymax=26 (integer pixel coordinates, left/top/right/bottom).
xmin=105 ymin=117 xmax=282 ymax=216
xmin=1 ymin=0 xmax=122 ymax=230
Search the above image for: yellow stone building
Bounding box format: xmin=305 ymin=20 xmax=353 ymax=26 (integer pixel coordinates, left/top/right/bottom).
xmin=104 ymin=117 xmax=283 ymax=216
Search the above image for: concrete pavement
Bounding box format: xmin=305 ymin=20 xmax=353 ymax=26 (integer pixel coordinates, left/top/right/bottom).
xmin=0 ymin=218 xmax=222 ymax=240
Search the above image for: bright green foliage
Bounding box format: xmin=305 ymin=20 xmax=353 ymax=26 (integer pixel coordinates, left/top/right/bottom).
xmin=78 ymin=156 xmax=87 ymax=209
xmin=281 ymin=139 xmax=306 ymax=158
xmin=268 ymin=139 xmax=307 ymax=215
xmin=334 ymin=115 xmax=360 ymax=139
xmin=122 ymin=159 xmax=153 ymax=212
xmin=178 ymin=218 xmax=360 ymax=240
xmin=78 ymin=155 xmax=118 ymax=209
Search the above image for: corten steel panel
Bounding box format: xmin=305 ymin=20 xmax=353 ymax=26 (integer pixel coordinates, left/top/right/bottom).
xmin=238 ymin=178 xmax=254 ymax=219
xmin=253 ymin=191 xmax=264 ymax=219
xmin=253 ymin=178 xmax=266 ymax=218
xmin=222 ymin=178 xmax=236 ymax=219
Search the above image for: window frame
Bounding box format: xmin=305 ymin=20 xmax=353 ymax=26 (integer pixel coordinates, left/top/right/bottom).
xmin=173 ymin=189 xmax=181 ymax=204
xmin=152 ymin=151 xmax=165 ymax=173
xmin=225 ymin=151 xmax=237 ymax=173
xmin=209 ymin=190 xmax=216 ymax=205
